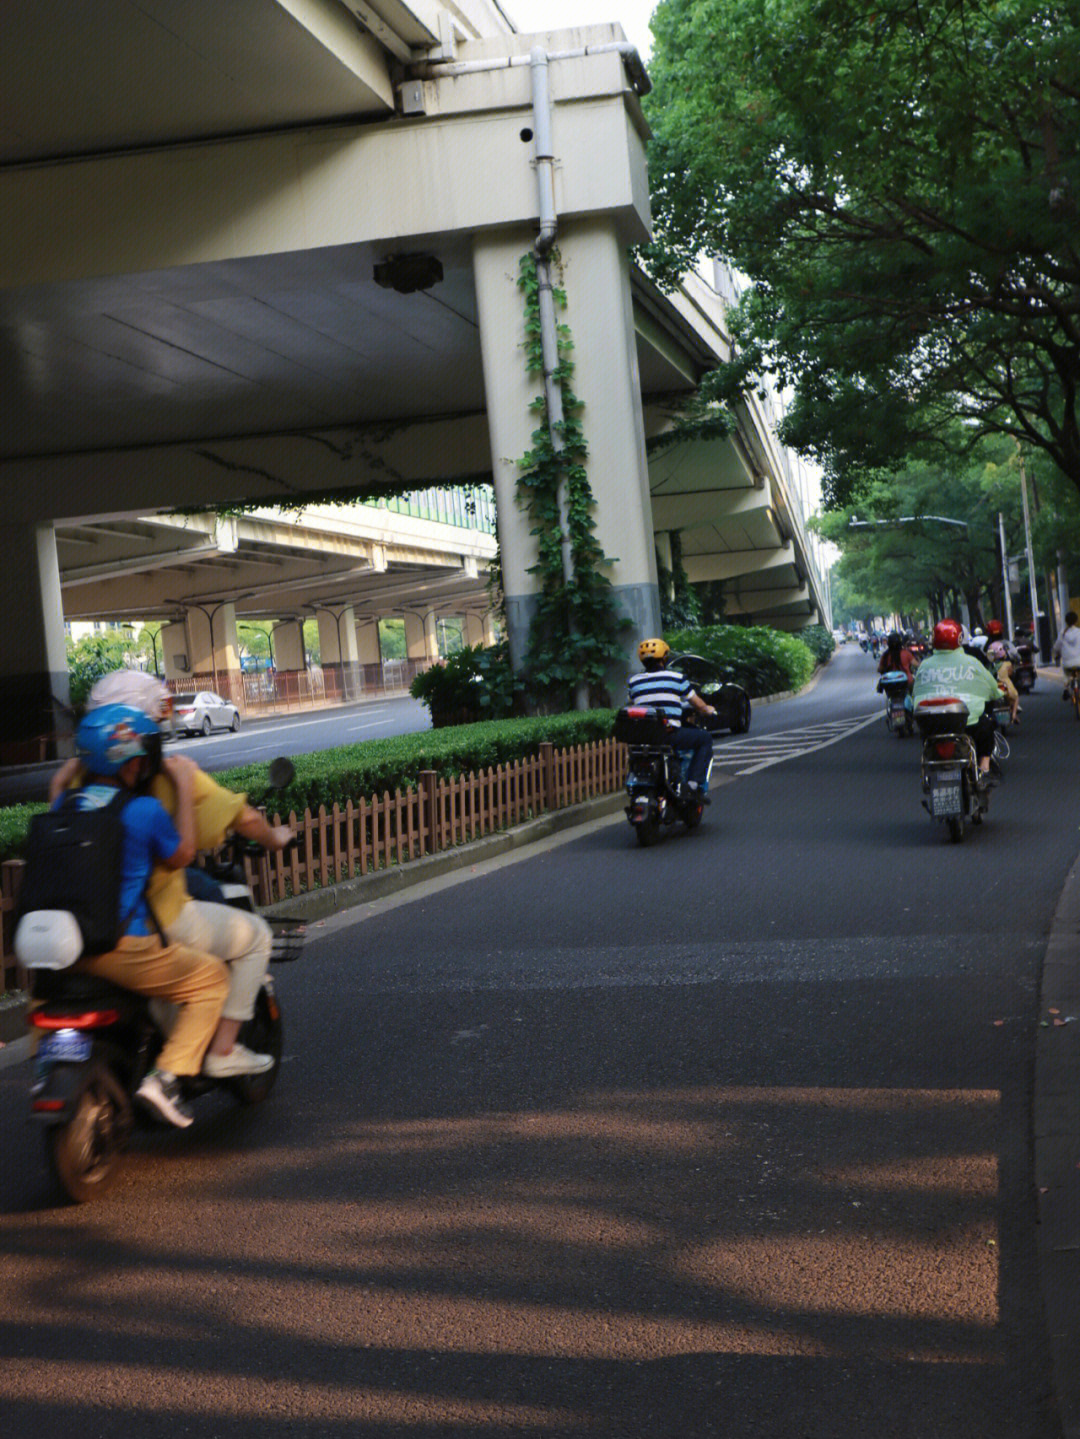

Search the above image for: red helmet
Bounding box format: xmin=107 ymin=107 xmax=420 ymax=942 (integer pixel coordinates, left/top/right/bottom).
xmin=986 ymin=619 xmax=1004 ymax=638
xmin=933 ymin=619 xmax=962 ymax=650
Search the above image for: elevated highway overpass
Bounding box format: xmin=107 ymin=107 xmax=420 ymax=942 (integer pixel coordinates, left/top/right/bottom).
xmin=0 ymin=0 xmax=828 ymax=755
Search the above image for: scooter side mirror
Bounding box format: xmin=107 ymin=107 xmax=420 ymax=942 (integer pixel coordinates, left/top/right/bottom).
xmin=267 ymin=756 xmax=296 ymax=791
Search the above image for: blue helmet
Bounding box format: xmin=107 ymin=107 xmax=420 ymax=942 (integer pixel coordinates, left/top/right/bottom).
xmin=76 ymin=704 xmax=160 ymax=777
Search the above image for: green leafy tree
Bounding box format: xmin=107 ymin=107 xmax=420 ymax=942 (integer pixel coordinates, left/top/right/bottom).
xmin=378 ymin=618 xmax=408 ymax=660
xmin=66 ymin=629 xmax=138 ymax=710
xmin=646 ymin=0 xmax=1080 ymax=500
xmin=812 ymin=438 xmax=1039 ymax=624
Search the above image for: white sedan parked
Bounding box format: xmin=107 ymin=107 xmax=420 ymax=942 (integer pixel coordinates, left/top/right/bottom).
xmin=173 ymin=691 xmax=241 ymax=736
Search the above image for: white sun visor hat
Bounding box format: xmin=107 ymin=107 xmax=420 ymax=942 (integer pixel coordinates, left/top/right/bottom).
xmin=88 ymin=669 xmax=171 ymax=721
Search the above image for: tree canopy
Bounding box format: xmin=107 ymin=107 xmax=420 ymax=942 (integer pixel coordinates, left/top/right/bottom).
xmin=645 ymin=0 xmax=1080 ymax=502
xmin=814 ymin=434 xmax=1079 ymax=624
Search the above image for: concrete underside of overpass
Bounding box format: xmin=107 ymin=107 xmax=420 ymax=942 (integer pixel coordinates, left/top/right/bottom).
xmin=0 ymin=3 xmax=827 ymax=752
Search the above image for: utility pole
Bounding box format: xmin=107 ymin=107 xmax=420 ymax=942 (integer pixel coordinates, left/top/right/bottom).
xmin=998 ymin=513 xmax=1015 ymax=640
xmin=1016 ymin=446 xmax=1042 ymax=652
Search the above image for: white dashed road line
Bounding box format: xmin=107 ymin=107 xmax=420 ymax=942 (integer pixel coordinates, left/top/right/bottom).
xmin=712 ymin=712 xmax=882 ymax=775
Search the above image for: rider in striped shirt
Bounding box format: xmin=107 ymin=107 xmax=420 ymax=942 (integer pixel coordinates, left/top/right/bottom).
xmin=627 ymin=639 xmax=717 ymax=797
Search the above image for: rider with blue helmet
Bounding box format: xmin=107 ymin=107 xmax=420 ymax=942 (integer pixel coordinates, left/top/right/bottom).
xmin=61 ymin=704 xmax=228 ymax=1128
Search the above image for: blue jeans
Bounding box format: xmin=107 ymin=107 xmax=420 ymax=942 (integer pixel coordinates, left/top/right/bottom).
xmin=671 ymin=725 xmax=713 ymax=787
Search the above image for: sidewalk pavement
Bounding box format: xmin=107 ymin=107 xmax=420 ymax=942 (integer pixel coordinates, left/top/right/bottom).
xmin=1036 ymin=851 xmax=1080 ymax=1439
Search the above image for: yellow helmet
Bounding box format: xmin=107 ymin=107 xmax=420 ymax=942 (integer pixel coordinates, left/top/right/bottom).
xmin=638 ymin=638 xmax=670 ymax=663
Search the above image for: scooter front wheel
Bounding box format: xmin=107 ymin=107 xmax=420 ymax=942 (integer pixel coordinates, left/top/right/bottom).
xmin=946 ymin=816 xmax=965 ymax=844
xmin=47 ymin=1064 xmax=130 ymax=1203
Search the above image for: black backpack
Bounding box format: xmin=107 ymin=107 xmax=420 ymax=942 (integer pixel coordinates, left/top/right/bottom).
xmin=17 ymin=789 xmax=137 ymax=956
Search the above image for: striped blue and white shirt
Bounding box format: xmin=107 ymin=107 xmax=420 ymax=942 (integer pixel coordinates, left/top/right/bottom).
xmin=626 ymin=668 xmax=692 ymax=723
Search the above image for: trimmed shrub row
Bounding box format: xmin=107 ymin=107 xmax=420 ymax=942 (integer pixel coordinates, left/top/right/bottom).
xmin=0 ymin=712 xmax=616 ymax=862
xmin=798 ymin=624 xmax=838 ymax=665
xmin=665 ymin=624 xmax=817 ymax=697
xmin=215 ymin=710 xmax=617 ymax=816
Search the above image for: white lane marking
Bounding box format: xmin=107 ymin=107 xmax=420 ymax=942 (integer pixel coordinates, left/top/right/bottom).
xmin=170 ymin=703 xmax=415 ymax=747
xmin=711 ymin=712 xmax=881 ymax=775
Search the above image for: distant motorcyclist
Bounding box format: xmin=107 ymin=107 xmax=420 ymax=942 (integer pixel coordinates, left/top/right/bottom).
xmin=1053 ymin=611 xmax=1080 ymax=697
xmin=627 ymin=639 xmax=716 ymax=800
xmin=985 ymin=620 xmax=1021 ymax=724
xmin=877 ymin=631 xmax=916 ymax=691
xmin=913 ymin=619 xmax=1005 ymax=786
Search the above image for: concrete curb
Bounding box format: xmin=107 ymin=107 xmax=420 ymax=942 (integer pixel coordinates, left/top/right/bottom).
xmin=1036 ymin=851 xmax=1080 ymax=1439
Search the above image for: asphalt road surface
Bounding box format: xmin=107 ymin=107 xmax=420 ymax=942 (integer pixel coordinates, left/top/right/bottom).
xmin=1 ymin=644 xmax=1072 ymax=1437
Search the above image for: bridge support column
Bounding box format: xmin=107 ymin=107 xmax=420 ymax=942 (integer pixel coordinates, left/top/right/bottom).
xmin=183 ymin=603 xmax=241 ymax=701
xmin=272 ymin=621 xmax=306 ymax=673
xmin=355 ymin=617 xmax=381 ymax=665
xmin=161 ymin=621 xmax=190 ymax=683
xmin=0 ymin=523 xmax=71 ymax=760
xmin=473 ymin=219 xmax=661 ymax=691
xmin=464 ymin=614 xmax=485 ymax=647
xmin=403 ymin=613 xmax=427 ymax=660
xmin=655 ymin=532 xmax=675 ymax=603
xmin=424 ymin=610 xmax=440 ymax=661
xmin=316 ymin=606 xmax=360 ymax=699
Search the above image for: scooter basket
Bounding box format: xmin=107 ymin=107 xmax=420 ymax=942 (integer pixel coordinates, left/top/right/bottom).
xmin=914 ymin=698 xmax=970 ymax=736
xmin=614 ymin=707 xmax=675 ymax=746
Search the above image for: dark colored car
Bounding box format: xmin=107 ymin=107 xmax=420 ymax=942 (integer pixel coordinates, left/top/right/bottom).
xmin=669 ymin=652 xmax=752 ymax=734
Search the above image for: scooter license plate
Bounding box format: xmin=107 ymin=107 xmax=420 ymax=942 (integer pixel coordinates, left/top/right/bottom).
xmin=38 ymin=1030 xmax=93 ymax=1063
xmin=929 ymin=771 xmax=963 ymax=817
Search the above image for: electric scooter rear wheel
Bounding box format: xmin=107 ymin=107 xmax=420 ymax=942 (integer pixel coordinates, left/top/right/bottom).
xmin=47 ymin=1063 xmax=130 ymax=1203
xmin=634 ymin=813 xmax=662 ymax=847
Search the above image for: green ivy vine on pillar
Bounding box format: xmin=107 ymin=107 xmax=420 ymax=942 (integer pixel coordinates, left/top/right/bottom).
xmin=516 ymin=252 xmax=630 ymax=704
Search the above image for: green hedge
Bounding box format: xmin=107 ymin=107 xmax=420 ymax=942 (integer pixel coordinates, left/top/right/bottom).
xmin=0 ymin=803 xmax=46 ymax=864
xmin=409 ymin=642 xmax=523 ymax=725
xmin=664 ymin=623 xmax=817 ymax=697
xmin=799 ymin=624 xmax=837 ymax=665
xmin=0 ymin=713 xmax=616 ymax=861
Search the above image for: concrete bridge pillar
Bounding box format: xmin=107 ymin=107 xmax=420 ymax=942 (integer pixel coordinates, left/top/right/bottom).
xmin=355 ymin=617 xmax=382 ymax=665
xmin=403 ymin=613 xmax=427 ymax=661
xmin=183 ymin=602 xmax=241 ymax=700
xmin=316 ymin=605 xmax=359 ymax=699
xmin=0 ymin=523 xmax=71 ymax=759
xmin=473 ymin=219 xmax=661 ymax=687
xmin=272 ymin=620 xmax=306 ymax=673
xmin=655 ymin=531 xmax=675 ymax=603
xmin=465 ymin=613 xmax=486 ymax=647
xmin=424 ymin=610 xmax=440 ymax=662
xmin=160 ymin=620 xmax=190 ymax=683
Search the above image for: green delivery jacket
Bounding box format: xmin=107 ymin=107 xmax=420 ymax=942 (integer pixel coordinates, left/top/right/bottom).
xmin=912 ymin=649 xmax=1002 ymax=723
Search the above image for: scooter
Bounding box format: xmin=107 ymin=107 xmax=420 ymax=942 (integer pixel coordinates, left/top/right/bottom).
xmin=615 ymin=705 xmax=715 ymax=846
xmin=879 ymin=671 xmax=914 ymax=737
xmin=25 ymin=760 xmax=303 ymax=1203
xmin=1013 ymin=638 xmax=1038 ymax=693
xmin=915 ymin=699 xmax=1009 ymax=843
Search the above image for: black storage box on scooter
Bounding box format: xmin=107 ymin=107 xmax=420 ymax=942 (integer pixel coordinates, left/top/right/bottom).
xmin=914 ymin=698 xmax=970 ymax=736
xmin=614 ymin=706 xmax=674 ymax=746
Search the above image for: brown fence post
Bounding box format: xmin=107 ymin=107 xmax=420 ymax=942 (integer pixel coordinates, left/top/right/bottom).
xmin=419 ymin=770 xmax=439 ymax=855
xmin=539 ymin=741 xmax=555 ymax=814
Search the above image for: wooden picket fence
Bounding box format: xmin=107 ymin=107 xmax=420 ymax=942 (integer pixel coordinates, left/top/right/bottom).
xmin=1 ymin=738 xmax=627 ymax=993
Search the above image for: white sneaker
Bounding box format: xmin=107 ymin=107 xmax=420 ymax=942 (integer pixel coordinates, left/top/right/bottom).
xmin=202 ymin=1043 xmax=275 ymax=1079
xmin=136 ymin=1070 xmax=194 ymax=1129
